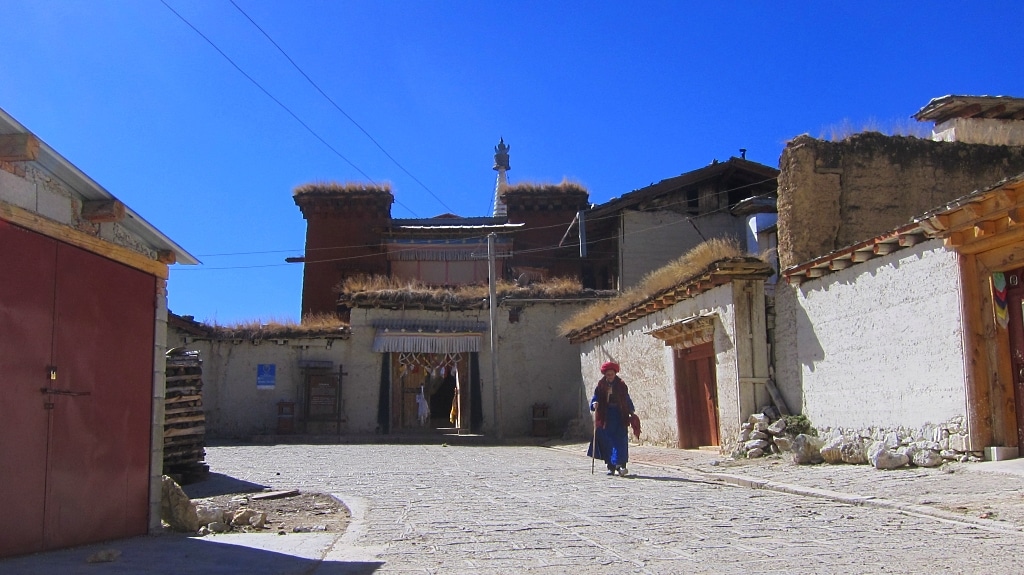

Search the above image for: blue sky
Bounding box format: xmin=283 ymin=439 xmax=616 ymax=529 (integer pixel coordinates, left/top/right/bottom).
xmin=2 ymin=1 xmax=1022 ymax=324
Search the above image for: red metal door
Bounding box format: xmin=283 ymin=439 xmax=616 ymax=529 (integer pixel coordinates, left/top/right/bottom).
xmin=0 ymin=222 xmax=154 ymax=556
xmin=44 ymin=241 xmax=154 ymax=549
xmin=0 ymin=221 xmax=57 ymax=557
xmin=674 ymin=343 xmax=720 ymax=449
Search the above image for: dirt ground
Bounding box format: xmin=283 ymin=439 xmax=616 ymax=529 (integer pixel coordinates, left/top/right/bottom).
xmin=191 ymin=491 xmax=349 ymax=535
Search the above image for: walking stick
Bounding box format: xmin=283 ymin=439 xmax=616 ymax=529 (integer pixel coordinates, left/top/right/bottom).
xmin=591 ymin=411 xmax=597 ymax=475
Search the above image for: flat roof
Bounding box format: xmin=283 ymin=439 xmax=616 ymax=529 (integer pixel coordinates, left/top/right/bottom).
xmin=914 ymin=95 xmax=1024 ymax=123
xmin=0 ymin=107 xmax=199 ymax=265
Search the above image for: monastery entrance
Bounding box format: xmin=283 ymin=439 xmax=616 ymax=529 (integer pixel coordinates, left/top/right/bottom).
xmin=391 ymin=352 xmax=471 ymax=432
xmin=673 ymin=342 xmax=720 ymax=449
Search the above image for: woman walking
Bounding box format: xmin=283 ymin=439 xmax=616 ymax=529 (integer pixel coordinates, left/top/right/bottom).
xmin=588 ymin=361 xmax=635 ymax=476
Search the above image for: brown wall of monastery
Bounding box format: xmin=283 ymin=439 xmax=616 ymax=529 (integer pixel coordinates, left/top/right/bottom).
xmin=777 ymin=132 xmax=1024 ymax=268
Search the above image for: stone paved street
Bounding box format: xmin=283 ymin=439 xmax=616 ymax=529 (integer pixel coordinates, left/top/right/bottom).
xmin=199 ymin=443 xmax=1022 ymax=574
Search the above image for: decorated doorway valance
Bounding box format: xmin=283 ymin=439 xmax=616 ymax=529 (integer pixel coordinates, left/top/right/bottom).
xmin=645 ymin=313 xmax=716 ymax=349
xmin=370 ymin=319 xmax=486 ymax=354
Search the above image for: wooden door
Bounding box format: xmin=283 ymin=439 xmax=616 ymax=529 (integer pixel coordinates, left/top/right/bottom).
xmin=674 ymin=342 xmax=720 ymax=449
xmin=0 ymin=222 xmax=154 ymax=556
xmin=1004 ymin=268 xmax=1024 ymax=449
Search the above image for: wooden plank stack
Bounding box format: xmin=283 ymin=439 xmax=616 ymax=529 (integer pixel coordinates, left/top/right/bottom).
xmin=164 ymin=350 xmax=208 ymax=482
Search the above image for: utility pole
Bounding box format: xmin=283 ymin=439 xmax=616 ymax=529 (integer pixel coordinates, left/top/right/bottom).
xmin=487 ymin=232 xmax=502 ymax=439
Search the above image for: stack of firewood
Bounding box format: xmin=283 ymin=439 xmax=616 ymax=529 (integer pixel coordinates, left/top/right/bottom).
xmin=164 ymin=349 xmax=208 ymax=482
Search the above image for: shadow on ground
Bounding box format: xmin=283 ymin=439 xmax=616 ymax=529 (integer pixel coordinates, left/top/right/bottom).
xmin=0 ymin=533 xmax=382 ymax=575
xmin=183 ymin=473 xmax=269 ymax=499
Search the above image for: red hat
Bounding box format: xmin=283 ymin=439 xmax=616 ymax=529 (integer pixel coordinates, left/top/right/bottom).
xmin=600 ymin=361 xmax=620 ymax=374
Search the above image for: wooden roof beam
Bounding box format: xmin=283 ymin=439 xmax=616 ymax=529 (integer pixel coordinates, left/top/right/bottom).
xmin=0 ymin=133 xmax=40 ymax=162
xmin=899 ymin=234 xmax=926 ymax=247
xmin=954 ymin=103 xmax=984 ymax=119
xmin=806 ymin=267 xmax=826 ymax=278
xmin=873 ymin=243 xmax=896 ymax=256
xmin=961 ymin=204 xmax=981 ymax=219
xmin=1008 ymin=207 xmax=1024 ymax=226
xmin=980 ymin=104 xmax=1007 ymax=118
xmin=975 ymin=221 xmax=997 ymax=237
xmin=850 ymin=250 xmax=874 ymax=263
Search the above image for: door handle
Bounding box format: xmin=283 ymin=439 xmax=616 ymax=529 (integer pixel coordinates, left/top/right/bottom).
xmin=40 ymin=387 xmax=91 ymax=397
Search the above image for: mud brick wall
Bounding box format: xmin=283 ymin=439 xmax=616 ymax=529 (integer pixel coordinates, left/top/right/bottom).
xmin=777 ymin=132 xmax=1024 ymax=269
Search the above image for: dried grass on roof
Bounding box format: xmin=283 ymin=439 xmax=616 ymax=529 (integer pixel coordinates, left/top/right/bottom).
xmin=293 ymin=181 xmax=392 ymax=197
xmin=205 ymin=313 xmax=350 ymax=339
xmin=338 ymin=274 xmax=592 ymax=308
xmin=503 ymin=179 xmax=588 ymax=195
xmin=558 ymin=238 xmax=746 ymax=335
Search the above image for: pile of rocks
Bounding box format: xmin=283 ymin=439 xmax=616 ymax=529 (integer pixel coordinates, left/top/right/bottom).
xmin=160 ymin=475 xmax=267 ymax=535
xmin=731 ymin=414 xmax=982 ymax=470
xmin=734 ymin=413 xmax=789 ymax=458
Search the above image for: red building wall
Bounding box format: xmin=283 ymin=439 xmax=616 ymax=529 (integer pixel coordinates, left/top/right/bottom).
xmin=294 ymin=188 xmax=392 ymax=317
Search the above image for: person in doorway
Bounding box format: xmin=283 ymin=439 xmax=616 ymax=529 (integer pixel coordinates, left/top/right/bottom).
xmin=588 ymin=361 xmax=635 ymax=476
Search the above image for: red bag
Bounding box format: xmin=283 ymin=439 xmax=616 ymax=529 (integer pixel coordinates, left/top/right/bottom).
xmin=628 ymin=414 xmax=641 ymax=439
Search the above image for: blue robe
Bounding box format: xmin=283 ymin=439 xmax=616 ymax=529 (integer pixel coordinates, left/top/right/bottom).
xmin=588 ymin=378 xmax=634 ymax=468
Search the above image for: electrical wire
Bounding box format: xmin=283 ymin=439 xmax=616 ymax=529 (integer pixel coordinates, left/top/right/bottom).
xmin=191 ymin=177 xmax=776 ymax=259
xmin=158 ymin=0 xmax=418 ymax=217
xmin=228 ymin=0 xmax=454 ymax=215
xmin=178 ymin=193 xmax=776 ymax=271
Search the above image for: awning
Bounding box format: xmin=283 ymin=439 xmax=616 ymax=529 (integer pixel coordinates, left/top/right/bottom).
xmin=372 ymin=332 xmax=482 ymax=354
xmin=645 ymin=313 xmax=716 ymax=349
xmin=370 ymin=319 xmax=486 ymax=354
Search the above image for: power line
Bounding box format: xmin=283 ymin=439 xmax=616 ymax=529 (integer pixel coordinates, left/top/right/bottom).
xmin=228 ymin=0 xmax=454 ymax=215
xmin=158 ymin=0 xmax=418 ymax=217
xmin=184 ymin=178 xmax=777 ymax=267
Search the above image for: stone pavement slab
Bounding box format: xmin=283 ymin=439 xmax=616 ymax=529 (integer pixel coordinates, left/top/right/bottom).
xmin=566 ymin=441 xmax=1024 ymax=533
xmin=5 ymin=442 xmax=1024 ymax=574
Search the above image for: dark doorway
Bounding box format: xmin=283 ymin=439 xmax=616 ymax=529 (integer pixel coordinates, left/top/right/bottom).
xmin=1003 ymin=267 xmax=1024 ymax=449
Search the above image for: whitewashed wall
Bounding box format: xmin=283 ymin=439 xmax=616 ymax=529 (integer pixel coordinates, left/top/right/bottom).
xmin=170 ymin=300 xmax=589 ymax=439
xmin=493 ymin=301 xmax=587 ymax=437
xmin=165 ymin=335 xmax=361 ymax=438
xmin=578 ymin=284 xmax=743 ymax=447
xmin=777 ymin=240 xmax=967 ymax=431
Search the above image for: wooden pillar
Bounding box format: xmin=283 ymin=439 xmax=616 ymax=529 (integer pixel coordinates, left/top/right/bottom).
xmin=959 ymin=253 xmax=993 ymax=451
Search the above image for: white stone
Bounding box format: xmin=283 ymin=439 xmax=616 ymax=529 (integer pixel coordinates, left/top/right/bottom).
xmin=250 ymin=512 xmax=268 ymax=529
xmin=232 ymin=509 xmax=260 ymax=526
xmin=749 ymin=414 xmax=769 ymax=426
xmin=911 ymin=449 xmax=944 ymax=468
xmin=160 ymin=475 xmax=199 ymax=533
xmin=196 ymin=505 xmax=226 ymax=526
xmin=948 ymin=434 xmax=968 ymax=452
xmin=869 ymin=442 xmax=909 ymax=469
xmin=744 ymin=439 xmax=769 ymax=451
xmin=747 ymin=448 xmax=765 ymax=458
xmin=774 ymin=436 xmax=793 ymax=452
xmin=791 ymin=434 xmax=824 ymax=465
xmin=820 ymin=437 xmax=845 ymax=465
xmin=840 ymin=438 xmax=868 ymax=465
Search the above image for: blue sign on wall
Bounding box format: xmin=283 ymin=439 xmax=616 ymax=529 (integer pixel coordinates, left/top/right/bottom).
xmin=257 ymin=364 xmax=276 ymax=389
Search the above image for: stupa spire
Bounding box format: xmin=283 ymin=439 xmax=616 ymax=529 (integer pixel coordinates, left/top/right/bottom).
xmin=492 ymin=137 xmax=510 ymax=217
